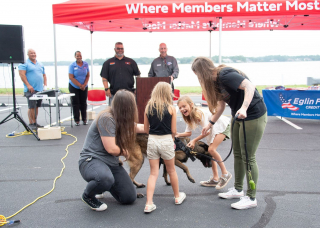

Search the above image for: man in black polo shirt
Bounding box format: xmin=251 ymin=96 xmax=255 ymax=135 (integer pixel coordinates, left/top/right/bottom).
xmin=100 ymin=42 xmax=140 ymax=105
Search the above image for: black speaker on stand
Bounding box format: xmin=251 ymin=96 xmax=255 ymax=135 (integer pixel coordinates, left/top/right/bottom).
xmin=0 ymin=24 xmax=40 ymax=140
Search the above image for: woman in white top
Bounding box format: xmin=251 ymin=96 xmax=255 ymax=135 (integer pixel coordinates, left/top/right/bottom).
xmin=176 ymin=96 xmax=232 ymax=189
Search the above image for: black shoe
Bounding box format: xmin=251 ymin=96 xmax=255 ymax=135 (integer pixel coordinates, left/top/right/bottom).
xmin=81 ymin=193 xmax=107 ymax=211
xmin=35 ymin=123 xmax=43 ymax=128
xmin=28 ymin=123 xmax=36 ymax=130
xmin=83 ymin=120 xmax=88 ymax=125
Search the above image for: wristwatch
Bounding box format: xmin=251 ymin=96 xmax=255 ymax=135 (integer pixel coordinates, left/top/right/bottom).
xmin=209 ymin=120 xmax=215 ymax=125
xmin=105 ymin=88 xmax=109 ymax=91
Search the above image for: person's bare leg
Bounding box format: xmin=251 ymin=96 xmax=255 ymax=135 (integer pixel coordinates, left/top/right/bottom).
xmin=28 ymin=108 xmax=36 ymax=124
xmin=163 ymin=157 xmax=179 ymax=198
xmin=208 ymin=134 xmax=228 ymax=175
xmin=35 ymin=107 xmax=39 ymax=124
xmin=146 ymin=159 xmax=160 ymax=205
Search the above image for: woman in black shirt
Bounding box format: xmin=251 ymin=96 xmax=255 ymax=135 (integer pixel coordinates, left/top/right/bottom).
xmin=192 ymin=57 xmax=267 ymax=210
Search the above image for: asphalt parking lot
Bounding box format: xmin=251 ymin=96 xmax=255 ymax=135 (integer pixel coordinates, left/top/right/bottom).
xmin=0 ymin=95 xmax=319 ymax=228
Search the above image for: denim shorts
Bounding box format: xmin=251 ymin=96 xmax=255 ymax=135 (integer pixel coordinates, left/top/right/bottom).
xmin=25 ymin=91 xmax=42 ymax=109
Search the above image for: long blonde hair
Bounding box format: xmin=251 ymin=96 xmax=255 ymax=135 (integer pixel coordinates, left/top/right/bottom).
xmin=96 ymin=90 xmax=138 ymax=159
xmin=145 ymin=82 xmax=173 ymax=120
xmin=177 ymin=96 xmax=203 ymax=130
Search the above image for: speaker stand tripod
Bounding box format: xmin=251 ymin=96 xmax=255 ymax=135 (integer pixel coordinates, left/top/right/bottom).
xmin=0 ymin=63 xmax=40 ymax=141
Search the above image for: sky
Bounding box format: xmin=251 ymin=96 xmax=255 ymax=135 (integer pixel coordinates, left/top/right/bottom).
xmin=1 ymin=0 xmax=320 ymax=62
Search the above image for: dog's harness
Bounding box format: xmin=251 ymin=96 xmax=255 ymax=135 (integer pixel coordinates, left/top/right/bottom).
xmin=174 ymin=137 xmax=196 ymax=162
xmin=186 ymin=115 xmax=239 ymax=163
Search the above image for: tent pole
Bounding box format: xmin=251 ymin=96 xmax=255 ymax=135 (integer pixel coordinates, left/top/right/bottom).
xmin=53 ymin=24 xmax=59 ymax=125
xmin=90 ymin=29 xmax=93 ymax=90
xmin=219 ymin=17 xmax=222 ymax=65
xmin=209 ymin=30 xmax=212 ymax=58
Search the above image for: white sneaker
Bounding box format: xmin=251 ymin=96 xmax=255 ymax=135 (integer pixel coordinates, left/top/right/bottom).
xmin=231 ymin=196 xmax=257 ymax=210
xmin=218 ymin=187 xmax=244 ymax=199
xmin=175 ymin=192 xmax=186 ymax=205
xmin=95 ymin=193 xmax=105 ymax=199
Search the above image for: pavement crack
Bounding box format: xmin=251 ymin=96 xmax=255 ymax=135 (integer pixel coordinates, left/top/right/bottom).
xmin=251 ymin=192 xmax=285 ymax=228
xmin=251 ymin=190 xmax=320 ymax=228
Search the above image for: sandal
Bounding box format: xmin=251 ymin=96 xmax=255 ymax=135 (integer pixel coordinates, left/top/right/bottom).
xmin=144 ymin=203 xmax=156 ymax=213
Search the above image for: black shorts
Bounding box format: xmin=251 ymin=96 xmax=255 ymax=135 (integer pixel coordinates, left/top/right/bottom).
xmin=25 ymin=91 xmax=42 ymax=109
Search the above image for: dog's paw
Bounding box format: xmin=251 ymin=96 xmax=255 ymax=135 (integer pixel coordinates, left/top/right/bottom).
xmin=136 ymin=183 xmax=146 ymax=188
xmin=137 ymin=193 xmax=144 ymax=198
xmin=188 ymin=177 xmax=195 ymax=183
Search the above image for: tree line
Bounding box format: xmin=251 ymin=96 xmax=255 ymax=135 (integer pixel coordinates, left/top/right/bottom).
xmin=41 ymin=55 xmax=320 ymax=66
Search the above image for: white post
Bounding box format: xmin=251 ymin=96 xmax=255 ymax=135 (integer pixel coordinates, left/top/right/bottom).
xmin=53 ymin=24 xmax=59 ymax=125
xmin=209 ymin=31 xmax=212 ymax=58
xmin=90 ymin=29 xmax=94 ymax=90
xmin=219 ymin=17 xmax=222 ymax=65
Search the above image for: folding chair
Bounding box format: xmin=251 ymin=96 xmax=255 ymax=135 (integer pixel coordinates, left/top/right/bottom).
xmin=173 ymin=89 xmax=180 ymax=101
xmin=87 ymin=89 xmax=107 ymax=111
xmin=202 ymin=92 xmax=208 ymax=107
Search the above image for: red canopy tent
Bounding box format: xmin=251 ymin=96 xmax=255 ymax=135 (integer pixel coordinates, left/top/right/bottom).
xmin=51 ymin=0 xmax=320 ymax=123
xmin=53 ymin=0 xmax=320 ymax=31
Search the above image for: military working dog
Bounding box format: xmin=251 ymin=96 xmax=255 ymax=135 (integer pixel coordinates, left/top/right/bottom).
xmin=126 ymin=133 xmax=212 ymax=188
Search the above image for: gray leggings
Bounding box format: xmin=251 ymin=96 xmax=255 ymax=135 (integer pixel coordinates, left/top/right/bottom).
xmin=232 ymin=112 xmax=267 ymax=198
xmin=79 ymin=157 xmax=136 ymax=204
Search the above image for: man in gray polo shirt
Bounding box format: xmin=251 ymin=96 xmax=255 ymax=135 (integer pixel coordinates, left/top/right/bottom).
xmin=148 ymin=43 xmax=179 ymax=91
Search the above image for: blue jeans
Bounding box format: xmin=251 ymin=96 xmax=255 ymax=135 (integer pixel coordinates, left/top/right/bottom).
xmin=79 ymin=157 xmax=136 ymax=204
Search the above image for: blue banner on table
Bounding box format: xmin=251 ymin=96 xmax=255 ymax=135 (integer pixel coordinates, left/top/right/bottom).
xmin=262 ymin=90 xmax=320 ymax=119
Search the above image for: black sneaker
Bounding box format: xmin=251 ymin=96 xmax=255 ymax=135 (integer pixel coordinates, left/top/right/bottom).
xmin=28 ymin=123 xmax=36 ymax=130
xmin=35 ymin=123 xmax=43 ymax=128
xmin=81 ymin=193 xmax=107 ymax=211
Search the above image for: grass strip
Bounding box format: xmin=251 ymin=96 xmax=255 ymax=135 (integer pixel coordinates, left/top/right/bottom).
xmin=0 ymin=85 xmax=309 ymax=96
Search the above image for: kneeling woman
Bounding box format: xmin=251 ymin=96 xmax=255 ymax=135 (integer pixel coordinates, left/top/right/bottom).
xmin=79 ymin=90 xmax=144 ymax=211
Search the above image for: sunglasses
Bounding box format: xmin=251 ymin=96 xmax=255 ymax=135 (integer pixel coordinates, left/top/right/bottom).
xmin=116 ymin=48 xmax=124 ymax=50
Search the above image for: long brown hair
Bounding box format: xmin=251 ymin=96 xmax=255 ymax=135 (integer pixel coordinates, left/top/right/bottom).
xmin=97 ymin=90 xmax=138 ymax=158
xmin=192 ymin=57 xmax=247 ymax=113
xmin=145 ymin=82 xmax=173 ymax=120
xmin=177 ymin=96 xmax=203 ymax=130
xmin=191 ymin=57 xmax=225 ymax=114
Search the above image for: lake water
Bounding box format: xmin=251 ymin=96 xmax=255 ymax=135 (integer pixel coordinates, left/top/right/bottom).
xmin=1 ymin=61 xmax=319 ymax=89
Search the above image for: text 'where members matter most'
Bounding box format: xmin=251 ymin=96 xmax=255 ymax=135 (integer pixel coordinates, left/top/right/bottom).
xmin=126 ymin=1 xmax=320 ymax=14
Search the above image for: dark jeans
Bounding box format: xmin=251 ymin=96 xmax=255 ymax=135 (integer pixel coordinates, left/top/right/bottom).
xmin=79 ymin=157 xmax=136 ymax=204
xmin=68 ymin=84 xmax=88 ymax=122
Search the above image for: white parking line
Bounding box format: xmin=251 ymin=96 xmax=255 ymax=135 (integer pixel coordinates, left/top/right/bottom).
xmin=2 ymin=104 xmax=28 ymax=106
xmin=276 ymin=116 xmax=303 ymax=130
xmin=45 ymin=105 xmax=104 ymax=127
xmin=0 ymin=106 xmax=21 ymax=112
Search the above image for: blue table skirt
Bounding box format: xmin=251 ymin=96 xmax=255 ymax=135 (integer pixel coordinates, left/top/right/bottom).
xmin=262 ymin=90 xmax=320 ymax=119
